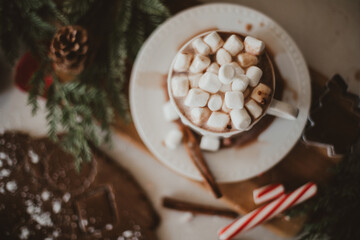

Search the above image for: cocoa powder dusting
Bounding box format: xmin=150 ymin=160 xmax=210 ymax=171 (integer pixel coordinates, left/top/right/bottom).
xmin=245 ymin=24 xmax=253 ymax=32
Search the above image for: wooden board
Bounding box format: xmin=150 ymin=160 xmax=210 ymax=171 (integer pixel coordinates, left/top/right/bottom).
xmin=113 ymin=69 xmax=340 ymax=237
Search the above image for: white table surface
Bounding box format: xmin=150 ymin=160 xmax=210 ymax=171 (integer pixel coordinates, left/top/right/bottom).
xmin=0 ymin=0 xmax=358 ymax=239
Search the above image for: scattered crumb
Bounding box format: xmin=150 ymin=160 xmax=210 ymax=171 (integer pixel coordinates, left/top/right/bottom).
xmin=179 ymin=212 xmax=194 ymax=223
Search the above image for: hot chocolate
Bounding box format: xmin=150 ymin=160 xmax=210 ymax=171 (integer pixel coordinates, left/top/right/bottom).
xmin=168 ymin=31 xmax=274 ymax=134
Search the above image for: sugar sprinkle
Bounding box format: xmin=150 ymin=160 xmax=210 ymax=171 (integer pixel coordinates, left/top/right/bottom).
xmin=28 ymin=149 xmax=39 ymax=164
xmin=52 ymin=200 xmax=61 ymax=214
xmin=19 ymin=227 xmax=30 ymax=240
xmin=6 ymin=181 xmax=17 ymax=193
xmin=41 ymin=191 xmax=50 ymax=201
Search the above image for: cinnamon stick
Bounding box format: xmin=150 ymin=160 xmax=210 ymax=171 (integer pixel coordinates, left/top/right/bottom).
xmin=162 ymin=197 xmax=238 ymax=219
xmin=180 ymin=124 xmax=222 ymax=198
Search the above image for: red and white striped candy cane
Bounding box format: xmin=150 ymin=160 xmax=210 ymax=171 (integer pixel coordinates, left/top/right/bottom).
xmin=253 ymin=183 xmax=285 ymax=205
xmin=218 ymin=182 xmax=317 ymax=240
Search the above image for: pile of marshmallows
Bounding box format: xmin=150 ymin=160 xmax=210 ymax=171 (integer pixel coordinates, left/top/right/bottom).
xmin=163 ymin=32 xmax=272 ymax=152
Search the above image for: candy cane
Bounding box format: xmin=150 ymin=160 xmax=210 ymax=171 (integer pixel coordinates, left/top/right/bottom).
xmin=218 ymin=182 xmax=317 ymax=240
xmin=253 ymin=183 xmax=285 ymax=205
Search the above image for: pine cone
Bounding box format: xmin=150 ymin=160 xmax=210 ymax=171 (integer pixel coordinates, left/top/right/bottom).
xmin=49 ymin=26 xmax=88 ymax=80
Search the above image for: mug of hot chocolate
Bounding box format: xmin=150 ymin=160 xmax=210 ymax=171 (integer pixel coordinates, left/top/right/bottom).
xmin=167 ymin=31 xmax=298 ymax=149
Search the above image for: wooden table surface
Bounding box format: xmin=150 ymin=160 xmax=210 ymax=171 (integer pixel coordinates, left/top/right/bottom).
xmin=112 ymin=1 xmax=360 ymax=237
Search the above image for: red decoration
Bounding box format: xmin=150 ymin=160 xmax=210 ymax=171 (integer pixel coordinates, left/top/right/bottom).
xmin=14 ymin=52 xmax=53 ymax=94
xmin=218 ymin=182 xmax=317 ymax=240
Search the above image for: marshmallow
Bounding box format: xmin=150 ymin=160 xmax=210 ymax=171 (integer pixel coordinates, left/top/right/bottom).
xmin=230 ymin=109 xmax=252 ymax=130
xmin=163 ymin=102 xmax=179 ymax=122
xmin=188 ymin=73 xmax=202 ymax=88
xmin=164 ymin=128 xmax=183 ymax=149
xmin=190 ymin=107 xmax=210 ymax=125
xmin=216 ymin=48 xmax=232 ymax=66
xmin=173 ymin=53 xmax=192 ymax=72
xmin=184 ymin=88 xmax=209 ymax=107
xmin=220 ymin=83 xmax=231 ymax=93
xmin=171 ymin=75 xmax=189 ymax=97
xmin=199 ymin=72 xmax=222 ymax=93
xmin=246 ymin=66 xmax=263 ymax=87
xmin=237 ymin=53 xmax=258 ymax=68
xmin=207 ymin=63 xmax=220 ymax=74
xmin=245 ymin=99 xmax=263 ymax=119
xmin=251 ymin=83 xmax=272 ymax=104
xmin=189 ymin=55 xmax=210 ymax=73
xmin=218 ymin=64 xmax=235 ymax=85
xmin=223 ymin=34 xmax=244 ymax=56
xmin=207 ymin=112 xmax=230 ymax=131
xmin=244 ymin=36 xmax=265 ymax=55
xmin=231 ymin=75 xmax=249 ymax=92
xmin=192 ymin=38 xmax=211 ymax=55
xmin=230 ymin=62 xmax=245 ymax=77
xmin=200 ymin=136 xmax=220 ymax=152
xmin=208 ymin=94 xmax=222 ymax=111
xmin=225 ymin=91 xmax=244 ymax=109
xmin=222 ymin=101 xmax=231 ymax=113
xmin=203 ymin=31 xmax=224 ymax=53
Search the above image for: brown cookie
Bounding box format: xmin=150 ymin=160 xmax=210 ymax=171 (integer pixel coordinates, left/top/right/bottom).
xmin=0 ymin=132 xmax=159 ymax=240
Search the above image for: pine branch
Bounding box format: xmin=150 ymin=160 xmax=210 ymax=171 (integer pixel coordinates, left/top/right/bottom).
xmin=27 ymin=62 xmax=47 ymax=114
xmin=61 ymin=0 xmax=96 ymax=24
xmin=138 ymin=0 xmax=171 ymax=17
xmin=0 ymin=0 xmax=66 ymax=63
xmin=1 ymin=0 xmax=170 ymax=168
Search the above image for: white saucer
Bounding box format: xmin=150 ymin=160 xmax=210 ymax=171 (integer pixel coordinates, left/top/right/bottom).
xmin=130 ymin=3 xmax=311 ymax=183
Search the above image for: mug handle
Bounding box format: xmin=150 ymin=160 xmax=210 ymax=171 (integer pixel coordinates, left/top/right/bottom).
xmin=266 ymin=99 xmax=299 ymax=120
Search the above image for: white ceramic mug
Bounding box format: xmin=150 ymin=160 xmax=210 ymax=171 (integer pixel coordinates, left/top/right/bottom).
xmin=168 ymin=31 xmax=298 ymax=138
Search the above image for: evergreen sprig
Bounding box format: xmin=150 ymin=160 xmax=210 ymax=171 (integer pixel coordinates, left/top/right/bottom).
xmin=0 ymin=0 xmax=66 ymax=63
xmin=289 ymin=138 xmax=360 ymax=240
xmin=0 ymin=0 xmax=169 ymax=168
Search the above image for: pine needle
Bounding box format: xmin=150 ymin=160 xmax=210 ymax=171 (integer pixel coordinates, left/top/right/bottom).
xmin=0 ymin=0 xmax=170 ymax=168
